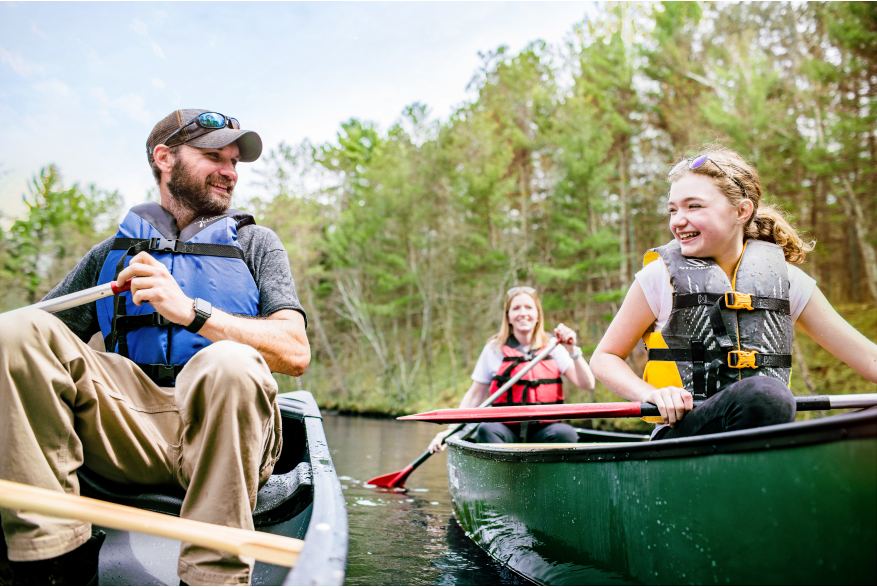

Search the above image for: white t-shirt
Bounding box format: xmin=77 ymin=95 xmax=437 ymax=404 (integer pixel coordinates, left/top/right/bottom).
xmin=634 ymin=257 xmax=817 ymax=330
xmin=471 ymin=340 xmax=574 ymax=384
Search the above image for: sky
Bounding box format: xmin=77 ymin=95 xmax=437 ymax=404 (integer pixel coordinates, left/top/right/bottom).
xmin=0 ymin=2 xmax=597 ymax=221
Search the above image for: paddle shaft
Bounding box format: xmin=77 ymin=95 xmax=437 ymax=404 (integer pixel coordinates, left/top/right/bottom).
xmin=400 ymin=393 xmax=877 ymax=424
xmin=0 ymin=479 xmax=303 ymax=567
xmin=13 ymin=280 xmax=132 ymax=315
xmin=367 ymin=338 xmax=561 ymax=487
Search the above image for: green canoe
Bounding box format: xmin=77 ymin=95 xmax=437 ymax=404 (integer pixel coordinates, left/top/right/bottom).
xmin=446 ymin=408 xmax=877 ymax=585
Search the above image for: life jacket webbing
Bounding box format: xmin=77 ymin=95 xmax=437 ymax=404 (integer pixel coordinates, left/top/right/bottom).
xmin=111 ymin=237 xmax=245 ymax=260
xmin=672 ymin=292 xmax=791 ymax=313
xmin=136 ymin=363 xmax=184 ymax=387
xmin=104 ymin=238 xmax=246 ymax=370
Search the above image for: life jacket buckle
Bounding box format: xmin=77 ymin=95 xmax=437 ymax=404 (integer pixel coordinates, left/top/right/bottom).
xmin=149 ymin=237 xmax=178 ymax=253
xmin=728 ymin=350 xmax=758 ymax=369
xmin=155 ymin=364 xmax=177 ymax=380
xmin=724 ymin=291 xmax=754 ymax=310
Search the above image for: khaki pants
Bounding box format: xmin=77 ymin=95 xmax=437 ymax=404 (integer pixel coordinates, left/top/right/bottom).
xmin=0 ymin=308 xmax=282 ymax=586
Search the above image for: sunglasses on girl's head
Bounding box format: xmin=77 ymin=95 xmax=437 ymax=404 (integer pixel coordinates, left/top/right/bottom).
xmin=507 ymin=286 xmax=536 ymax=296
xmin=163 ymin=112 xmax=240 ymax=147
xmin=668 ymin=154 xmax=748 ymax=199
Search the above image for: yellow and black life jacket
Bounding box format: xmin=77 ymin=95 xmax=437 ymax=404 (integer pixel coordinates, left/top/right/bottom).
xmin=642 ymin=239 xmax=793 ymax=399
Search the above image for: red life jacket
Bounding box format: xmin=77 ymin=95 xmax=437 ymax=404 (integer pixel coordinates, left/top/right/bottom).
xmin=489 ymin=343 xmax=564 ymax=406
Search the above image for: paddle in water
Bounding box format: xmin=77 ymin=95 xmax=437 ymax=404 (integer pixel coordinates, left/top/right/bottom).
xmin=367 ymin=338 xmax=561 ymax=488
xmin=399 ymin=393 xmax=877 ymax=424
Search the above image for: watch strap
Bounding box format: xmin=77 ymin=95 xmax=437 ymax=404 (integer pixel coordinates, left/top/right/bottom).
xmin=185 ymin=298 xmax=211 ymax=333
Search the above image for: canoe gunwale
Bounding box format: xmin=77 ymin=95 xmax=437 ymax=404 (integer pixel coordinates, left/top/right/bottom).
xmin=446 ymin=406 xmax=877 ymax=463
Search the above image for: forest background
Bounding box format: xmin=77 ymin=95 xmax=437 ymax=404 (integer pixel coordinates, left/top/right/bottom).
xmin=1 ymin=2 xmax=875 ymax=432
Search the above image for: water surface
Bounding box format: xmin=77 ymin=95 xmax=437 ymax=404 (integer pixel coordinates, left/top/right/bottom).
xmin=322 ymin=413 xmax=531 ymax=586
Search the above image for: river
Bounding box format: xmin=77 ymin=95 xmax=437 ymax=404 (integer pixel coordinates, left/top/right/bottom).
xmin=322 ymin=413 xmax=532 ymax=586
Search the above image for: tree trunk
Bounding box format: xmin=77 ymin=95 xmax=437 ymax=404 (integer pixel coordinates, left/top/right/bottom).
xmin=841 ymin=177 xmax=877 ymax=303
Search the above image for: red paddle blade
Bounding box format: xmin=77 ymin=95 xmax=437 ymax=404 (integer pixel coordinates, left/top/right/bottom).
xmin=367 ymin=464 xmax=414 ymax=488
xmin=398 ymin=402 xmax=644 ymax=424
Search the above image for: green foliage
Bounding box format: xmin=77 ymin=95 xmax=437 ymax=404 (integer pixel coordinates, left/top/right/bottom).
xmin=1 ymin=166 xmax=121 ymax=309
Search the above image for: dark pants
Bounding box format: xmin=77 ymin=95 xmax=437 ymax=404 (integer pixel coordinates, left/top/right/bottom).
xmin=654 ymin=376 xmax=797 ymax=440
xmin=476 ymin=422 xmax=579 ymax=444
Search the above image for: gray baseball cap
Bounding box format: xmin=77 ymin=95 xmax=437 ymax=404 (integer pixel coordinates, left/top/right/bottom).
xmin=146 ymin=109 xmax=262 ymax=166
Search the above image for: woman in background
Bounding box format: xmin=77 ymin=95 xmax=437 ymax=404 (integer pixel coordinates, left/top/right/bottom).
xmin=429 ymin=286 xmax=596 ymax=452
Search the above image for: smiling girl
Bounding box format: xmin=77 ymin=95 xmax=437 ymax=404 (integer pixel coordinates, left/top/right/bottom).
xmin=428 ymin=287 xmax=596 ymax=451
xmin=591 ymin=145 xmax=877 ymax=440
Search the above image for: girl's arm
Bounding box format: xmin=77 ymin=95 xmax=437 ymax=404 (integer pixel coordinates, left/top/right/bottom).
xmin=590 ymin=281 xmax=693 ymax=426
xmin=428 ymin=381 xmax=490 ymax=452
xmin=553 ymin=323 xmax=596 ymax=391
xmin=796 ymin=286 xmax=877 ymax=382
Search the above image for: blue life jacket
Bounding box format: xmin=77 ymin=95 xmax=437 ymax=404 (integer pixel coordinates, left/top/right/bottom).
xmin=97 ymin=203 xmax=260 ymax=385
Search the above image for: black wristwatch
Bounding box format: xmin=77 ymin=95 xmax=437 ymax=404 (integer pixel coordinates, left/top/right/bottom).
xmin=185 ymin=298 xmax=212 ymax=333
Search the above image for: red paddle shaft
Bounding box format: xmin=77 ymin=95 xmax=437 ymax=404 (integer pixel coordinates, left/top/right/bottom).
xmin=367 ymin=339 xmax=562 ymax=488
xmin=399 ymin=393 xmax=877 ymax=424
xmin=22 ymin=280 xmax=132 ymax=315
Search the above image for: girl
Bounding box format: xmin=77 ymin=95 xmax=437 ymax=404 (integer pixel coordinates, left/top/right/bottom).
xmin=429 ymin=286 xmax=596 ymax=452
xmin=591 ymin=145 xmax=877 ymax=440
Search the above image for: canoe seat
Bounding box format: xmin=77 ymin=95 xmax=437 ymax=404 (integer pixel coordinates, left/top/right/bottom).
xmin=78 ymin=402 xmax=314 ymax=528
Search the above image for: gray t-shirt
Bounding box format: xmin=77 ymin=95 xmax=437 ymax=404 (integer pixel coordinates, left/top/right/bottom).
xmin=44 ymin=223 xmax=307 ymax=343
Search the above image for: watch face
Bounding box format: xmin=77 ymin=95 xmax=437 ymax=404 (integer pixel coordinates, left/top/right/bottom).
xmin=194 ymin=298 xmax=212 ymax=315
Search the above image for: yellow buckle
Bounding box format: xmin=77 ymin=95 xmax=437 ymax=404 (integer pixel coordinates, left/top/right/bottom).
xmin=725 ymin=291 xmax=754 ymax=310
xmin=728 ymin=350 xmax=758 ymax=369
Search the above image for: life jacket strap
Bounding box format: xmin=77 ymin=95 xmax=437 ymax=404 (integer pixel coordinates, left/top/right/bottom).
xmin=115 ymin=312 xmax=175 ymax=330
xmin=111 ymin=238 xmax=245 ymax=260
xmin=673 ymin=292 xmax=790 ymax=314
xmin=136 ymin=363 xmax=184 ymax=386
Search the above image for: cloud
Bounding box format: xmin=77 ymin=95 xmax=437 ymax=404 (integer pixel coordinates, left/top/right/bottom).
xmin=30 ymin=22 xmax=47 ymax=39
xmin=90 ymin=88 xmax=151 ymax=125
xmin=151 ymin=78 xmax=165 ymax=89
xmin=130 ymin=19 xmax=164 ymax=59
xmin=130 ymin=19 xmax=149 ymax=38
xmin=34 ymin=78 xmax=75 ymax=100
xmin=0 ymin=44 xmax=45 ymax=77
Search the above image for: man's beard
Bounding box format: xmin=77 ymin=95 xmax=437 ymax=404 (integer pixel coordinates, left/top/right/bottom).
xmin=166 ymin=158 xmax=234 ymax=216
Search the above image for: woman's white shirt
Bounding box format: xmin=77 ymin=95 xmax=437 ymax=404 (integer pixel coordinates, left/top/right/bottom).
xmin=471 ymin=341 xmax=574 ymax=384
xmin=634 ymin=256 xmax=817 ymax=331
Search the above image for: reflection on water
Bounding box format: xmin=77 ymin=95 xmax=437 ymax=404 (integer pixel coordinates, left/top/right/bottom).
xmin=322 ymin=413 xmax=531 ymax=586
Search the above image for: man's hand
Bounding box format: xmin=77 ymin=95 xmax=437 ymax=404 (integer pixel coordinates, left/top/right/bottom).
xmin=115 ymin=252 xmax=196 ymax=327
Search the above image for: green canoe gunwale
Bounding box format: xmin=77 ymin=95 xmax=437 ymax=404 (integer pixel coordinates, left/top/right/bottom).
xmin=447 ymin=406 xmax=876 ymax=463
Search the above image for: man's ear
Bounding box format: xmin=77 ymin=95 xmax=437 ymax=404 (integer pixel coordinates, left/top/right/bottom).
xmin=153 ymin=145 xmax=175 ymax=177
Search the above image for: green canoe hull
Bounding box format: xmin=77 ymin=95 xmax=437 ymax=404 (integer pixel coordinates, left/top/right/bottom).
xmin=447 ymin=409 xmax=877 ymax=585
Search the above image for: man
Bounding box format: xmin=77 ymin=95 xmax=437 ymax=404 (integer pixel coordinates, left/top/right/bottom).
xmin=0 ymin=109 xmax=310 ymax=585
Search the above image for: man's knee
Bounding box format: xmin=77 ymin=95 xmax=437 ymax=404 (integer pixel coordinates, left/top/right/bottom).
xmin=181 ymin=341 xmax=275 ymax=405
xmin=732 ymin=376 xmax=796 ymax=426
xmin=0 ymin=307 xmax=61 ymax=349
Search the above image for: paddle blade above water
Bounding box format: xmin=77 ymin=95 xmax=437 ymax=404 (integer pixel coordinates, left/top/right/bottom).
xmin=366 ymin=465 xmax=414 ymax=488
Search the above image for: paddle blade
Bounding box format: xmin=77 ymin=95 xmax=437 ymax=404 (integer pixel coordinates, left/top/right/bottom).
xmin=367 ymin=464 xmax=414 ymax=488
xmin=399 ymin=402 xmax=645 ymax=424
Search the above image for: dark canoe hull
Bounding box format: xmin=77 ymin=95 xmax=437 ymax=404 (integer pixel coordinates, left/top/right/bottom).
xmin=446 ymin=409 xmax=877 ymax=585
xmin=76 ymin=391 xmax=347 ymax=586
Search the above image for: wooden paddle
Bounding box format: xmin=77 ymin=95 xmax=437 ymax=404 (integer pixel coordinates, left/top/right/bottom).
xmin=0 ymin=479 xmax=303 ymax=567
xmin=398 ymin=393 xmax=877 ymax=424
xmin=368 ymin=338 xmax=561 ymax=488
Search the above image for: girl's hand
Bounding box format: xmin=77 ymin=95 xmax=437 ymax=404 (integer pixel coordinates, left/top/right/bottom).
xmin=428 ymin=429 xmax=454 ymax=453
xmin=645 ymin=387 xmax=693 ymax=427
xmin=554 ymin=323 xmax=577 ymax=352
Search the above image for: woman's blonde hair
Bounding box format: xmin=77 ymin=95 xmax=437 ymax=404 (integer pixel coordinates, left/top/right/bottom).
xmin=668 ymin=144 xmax=815 ymax=264
xmin=489 ymin=287 xmax=550 ymax=349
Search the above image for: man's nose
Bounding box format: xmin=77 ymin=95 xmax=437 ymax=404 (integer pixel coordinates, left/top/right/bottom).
xmin=219 ymin=159 xmax=237 ymax=181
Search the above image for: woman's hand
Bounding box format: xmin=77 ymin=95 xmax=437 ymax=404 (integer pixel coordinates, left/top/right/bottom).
xmin=554 ymin=323 xmax=577 ymax=352
xmin=645 ymin=387 xmax=693 ymax=427
xmin=428 ymin=428 xmax=454 ymax=453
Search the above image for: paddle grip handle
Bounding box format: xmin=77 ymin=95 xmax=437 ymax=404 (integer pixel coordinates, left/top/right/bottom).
xmin=111 ymin=279 xmax=132 ymax=295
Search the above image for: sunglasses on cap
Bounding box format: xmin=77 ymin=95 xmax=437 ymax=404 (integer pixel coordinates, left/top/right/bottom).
xmin=507 ymin=286 xmax=536 ymax=296
xmin=668 ymin=154 xmax=748 ymax=199
xmin=162 ymin=111 xmax=240 ymax=148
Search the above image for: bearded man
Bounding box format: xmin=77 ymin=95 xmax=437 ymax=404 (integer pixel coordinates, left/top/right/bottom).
xmin=0 ymin=109 xmax=310 ymax=585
